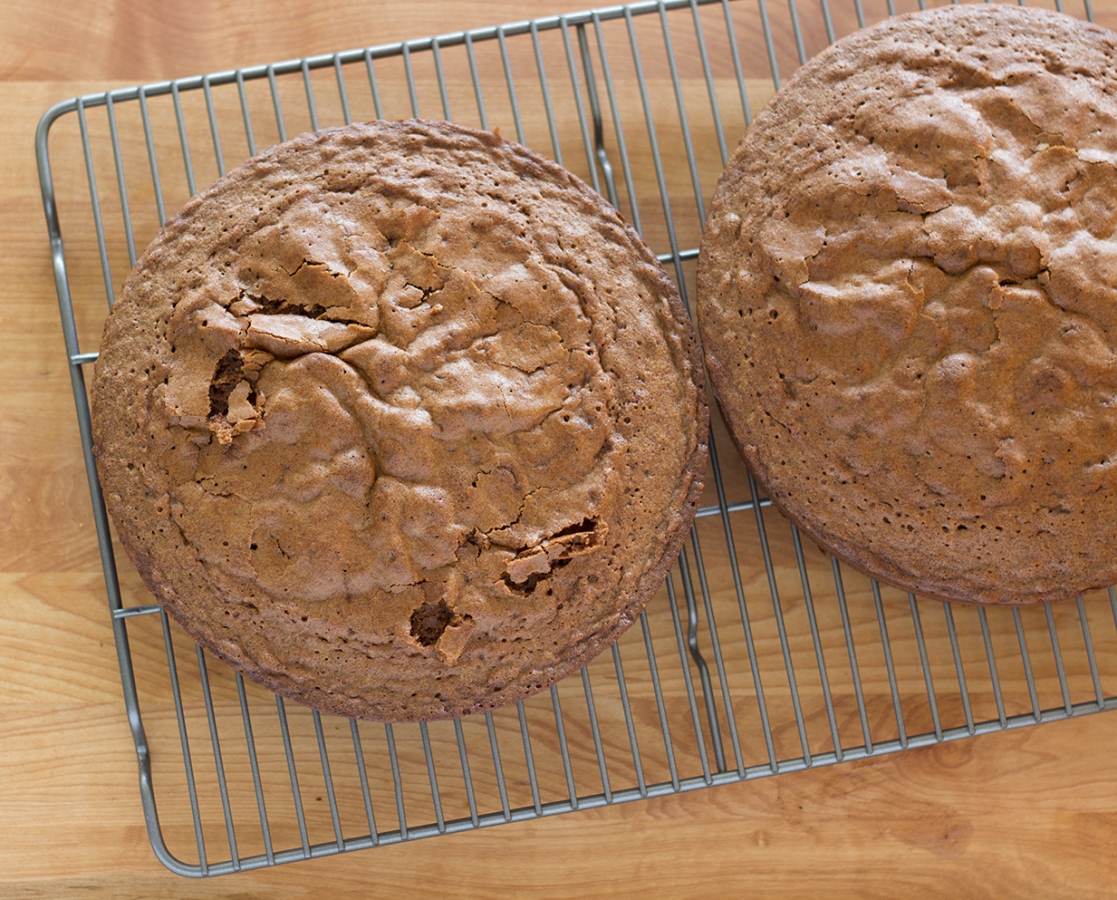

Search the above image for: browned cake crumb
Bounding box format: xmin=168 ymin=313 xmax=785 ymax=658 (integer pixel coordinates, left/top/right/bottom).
xmin=93 ymin=119 xmax=708 ymax=720
xmin=698 ymin=5 xmax=1117 ymax=604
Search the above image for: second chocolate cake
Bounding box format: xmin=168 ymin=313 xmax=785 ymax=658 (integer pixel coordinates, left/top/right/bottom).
xmin=698 ymin=5 xmax=1117 ymax=604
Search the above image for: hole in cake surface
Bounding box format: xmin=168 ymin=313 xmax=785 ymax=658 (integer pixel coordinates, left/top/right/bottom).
xmin=500 ymin=557 xmax=572 ymax=595
xmin=501 ymin=570 xmax=545 ymax=595
xmin=410 ymin=599 xmax=455 ymax=647
xmin=208 ymin=348 xmax=244 ymax=418
xmin=551 ymin=517 xmax=600 ymax=542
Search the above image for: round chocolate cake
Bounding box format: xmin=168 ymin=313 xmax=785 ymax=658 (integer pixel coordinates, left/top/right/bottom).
xmin=697 ymin=5 xmax=1117 ymax=604
xmin=93 ymin=119 xmax=707 ymax=720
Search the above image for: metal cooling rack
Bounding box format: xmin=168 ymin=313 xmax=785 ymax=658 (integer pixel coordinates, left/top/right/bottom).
xmin=36 ymin=0 xmax=1117 ymax=878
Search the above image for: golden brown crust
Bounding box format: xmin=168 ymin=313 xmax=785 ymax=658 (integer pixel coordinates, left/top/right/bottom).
xmin=698 ymin=5 xmax=1117 ymax=605
xmin=93 ymin=119 xmax=708 ymax=720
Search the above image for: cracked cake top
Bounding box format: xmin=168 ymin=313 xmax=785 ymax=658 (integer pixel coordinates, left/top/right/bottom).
xmin=92 ymin=119 xmax=708 ymax=720
xmin=697 ymin=4 xmax=1117 ymax=604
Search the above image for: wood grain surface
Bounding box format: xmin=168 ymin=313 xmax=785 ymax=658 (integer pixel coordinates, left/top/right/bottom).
xmin=5 ymin=1 xmax=1117 ymax=897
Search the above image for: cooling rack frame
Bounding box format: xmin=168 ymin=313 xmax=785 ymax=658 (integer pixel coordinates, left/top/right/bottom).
xmin=35 ymin=0 xmax=1117 ymax=877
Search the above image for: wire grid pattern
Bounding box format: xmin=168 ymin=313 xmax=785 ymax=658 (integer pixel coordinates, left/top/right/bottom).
xmin=36 ymin=0 xmax=1117 ymax=878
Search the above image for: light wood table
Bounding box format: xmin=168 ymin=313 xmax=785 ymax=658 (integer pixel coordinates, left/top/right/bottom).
xmin=5 ymin=1 xmax=1117 ymax=897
